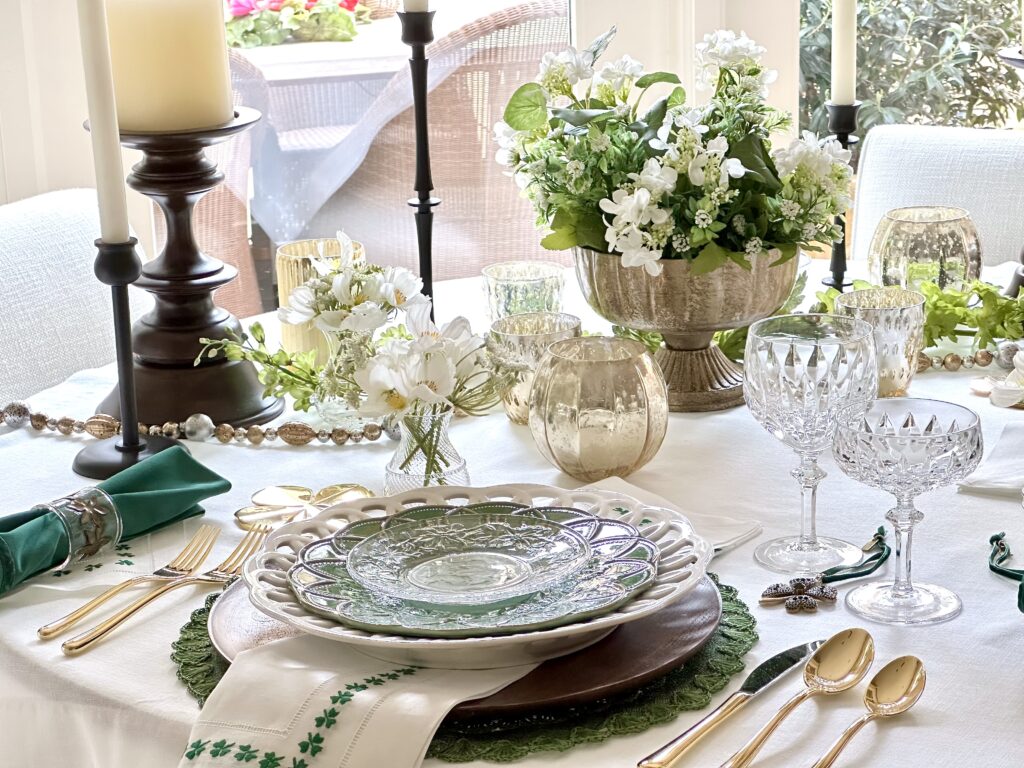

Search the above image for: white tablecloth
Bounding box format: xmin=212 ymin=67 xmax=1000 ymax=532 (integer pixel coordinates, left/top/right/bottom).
xmin=2 ymin=263 xmax=1023 ymax=767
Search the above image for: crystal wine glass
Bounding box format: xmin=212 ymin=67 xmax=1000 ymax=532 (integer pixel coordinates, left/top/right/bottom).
xmin=744 ymin=314 xmax=877 ymax=574
xmin=833 ymin=398 xmax=983 ymax=625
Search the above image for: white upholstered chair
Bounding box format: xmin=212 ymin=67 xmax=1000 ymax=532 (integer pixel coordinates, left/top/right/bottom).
xmin=0 ymin=189 xmax=151 ymax=401
xmin=851 ymin=124 xmax=1024 ymax=269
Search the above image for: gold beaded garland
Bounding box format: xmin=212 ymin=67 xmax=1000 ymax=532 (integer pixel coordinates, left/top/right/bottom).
xmin=3 ymin=401 xmax=393 ymax=448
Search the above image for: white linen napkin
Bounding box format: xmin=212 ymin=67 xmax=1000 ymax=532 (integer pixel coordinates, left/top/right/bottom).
xmin=178 ymin=636 xmax=535 ymax=768
xmin=959 ymin=422 xmax=1024 ymax=499
xmin=585 ymin=476 xmax=762 ymax=554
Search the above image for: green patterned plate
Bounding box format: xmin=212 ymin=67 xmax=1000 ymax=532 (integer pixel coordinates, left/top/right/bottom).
xmin=287 ymin=503 xmax=659 ymax=639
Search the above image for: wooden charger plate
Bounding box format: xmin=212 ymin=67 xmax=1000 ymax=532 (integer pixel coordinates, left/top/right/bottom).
xmin=209 ymin=576 xmax=722 ymax=721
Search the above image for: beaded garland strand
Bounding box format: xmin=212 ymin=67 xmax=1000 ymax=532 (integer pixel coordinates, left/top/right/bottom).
xmin=0 ymin=402 xmax=398 ymax=447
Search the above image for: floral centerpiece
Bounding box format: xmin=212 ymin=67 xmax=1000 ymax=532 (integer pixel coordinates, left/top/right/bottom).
xmin=494 ymin=29 xmax=854 ymax=411
xmin=225 ymin=0 xmax=372 ymax=48
xmin=200 ymin=234 xmax=498 ymax=491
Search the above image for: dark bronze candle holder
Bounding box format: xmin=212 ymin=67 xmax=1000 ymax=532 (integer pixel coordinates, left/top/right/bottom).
xmin=73 ymin=238 xmax=180 ymax=479
xmin=821 ymin=100 xmax=861 ymax=292
xmin=96 ymin=107 xmax=284 ymax=427
xmin=399 ymin=10 xmax=440 ymax=316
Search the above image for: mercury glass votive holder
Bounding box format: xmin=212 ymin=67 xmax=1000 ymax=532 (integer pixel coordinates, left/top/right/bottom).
xmin=528 ymin=337 xmax=668 ymax=482
xmin=835 ymin=288 xmax=926 ymax=398
xmin=867 ymin=206 xmax=981 ymax=291
xmin=488 ymin=312 xmax=582 ymax=424
xmin=482 ymin=261 xmax=565 ymax=321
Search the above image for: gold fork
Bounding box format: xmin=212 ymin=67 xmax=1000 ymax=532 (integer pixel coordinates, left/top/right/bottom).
xmin=62 ymin=524 xmax=270 ymax=655
xmin=38 ymin=524 xmax=221 ymax=639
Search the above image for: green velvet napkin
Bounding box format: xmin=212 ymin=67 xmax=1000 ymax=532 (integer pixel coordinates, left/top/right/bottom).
xmin=0 ymin=446 xmax=230 ymax=596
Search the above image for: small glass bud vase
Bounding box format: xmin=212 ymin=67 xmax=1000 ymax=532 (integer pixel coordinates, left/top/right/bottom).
xmin=384 ymin=407 xmax=469 ymax=494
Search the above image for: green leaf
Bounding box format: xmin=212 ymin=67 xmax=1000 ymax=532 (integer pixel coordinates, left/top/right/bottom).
xmin=728 ymin=133 xmax=781 ymax=192
xmin=583 ymin=27 xmax=616 ymax=64
xmin=575 ymin=210 xmax=609 ymax=251
xmin=635 ymin=71 xmax=681 ymax=89
xmin=539 ymin=209 xmax=579 ymax=250
xmin=630 ymin=98 xmax=668 ymax=144
xmin=667 ymin=85 xmax=687 ymax=109
xmin=504 ymin=83 xmax=548 ymax=131
xmin=690 ymin=242 xmax=730 ymax=275
xmin=550 ymin=107 xmax=615 ymax=127
xmin=769 ymin=243 xmax=798 ymax=267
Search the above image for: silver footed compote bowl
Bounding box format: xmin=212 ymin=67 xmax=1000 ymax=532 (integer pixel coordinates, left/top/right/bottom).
xmin=833 ymin=398 xmax=983 ymax=625
xmin=744 ymin=314 xmax=877 ymax=574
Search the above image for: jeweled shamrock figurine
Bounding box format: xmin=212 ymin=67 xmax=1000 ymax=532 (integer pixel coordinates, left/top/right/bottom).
xmin=760 ymin=577 xmax=838 ymax=613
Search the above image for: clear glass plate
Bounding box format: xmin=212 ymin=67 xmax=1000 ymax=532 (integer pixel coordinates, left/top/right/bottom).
xmin=346 ymin=507 xmax=592 ymax=607
xmin=286 ymin=503 xmax=660 ymax=638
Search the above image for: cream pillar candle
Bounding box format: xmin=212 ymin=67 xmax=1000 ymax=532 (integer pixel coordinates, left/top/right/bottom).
xmin=403 ymin=0 xmax=431 ymax=11
xmin=831 ymin=0 xmax=857 ymax=104
xmin=106 ymin=0 xmax=233 ymax=132
xmin=77 ymin=0 xmax=131 ymax=243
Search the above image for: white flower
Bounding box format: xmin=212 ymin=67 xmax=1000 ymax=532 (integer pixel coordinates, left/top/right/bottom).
xmin=565 ymin=159 xmax=585 ymax=178
xmin=599 ymin=187 xmax=667 ymax=227
xmin=719 ymin=157 xmax=747 ymax=186
xmin=694 ymin=210 xmax=713 ymax=229
xmin=335 ymin=230 xmax=358 ymax=271
xmin=706 ymin=136 xmax=730 ymax=156
xmin=732 ymin=214 xmax=747 ymax=233
xmin=629 ymin=157 xmax=678 ymax=196
xmin=780 ymin=199 xmax=802 ymax=220
xmin=356 ymin=356 xmax=412 ymax=416
xmin=671 ymin=233 xmax=691 ymax=252
xmin=591 ymin=132 xmax=612 ymax=152
xmin=695 ymin=30 xmax=766 ymax=89
xmin=405 ymin=350 xmax=457 ymax=405
xmin=278 ymin=284 xmax=317 ymax=326
xmin=688 ymin=153 xmax=709 ymax=186
xmin=620 ymin=246 xmax=664 ymax=276
xmin=773 ymin=131 xmax=851 ymax=179
xmin=340 ymin=302 xmax=388 ymax=333
xmin=539 ymin=46 xmax=593 ymax=88
xmin=595 ymin=54 xmax=643 ymax=90
xmin=744 ymin=237 xmax=764 ymax=256
xmin=673 ymin=108 xmax=710 ymax=135
xmin=331 ymin=271 xmax=357 ymax=305
xmin=802 ymin=223 xmax=818 ymax=240
xmin=374 ymin=266 xmax=423 ymax=309
xmin=493 ymin=121 xmax=520 ymax=167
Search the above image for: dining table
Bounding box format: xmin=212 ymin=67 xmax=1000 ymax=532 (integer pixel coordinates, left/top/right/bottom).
xmin=1 ymin=259 xmax=1022 ymax=768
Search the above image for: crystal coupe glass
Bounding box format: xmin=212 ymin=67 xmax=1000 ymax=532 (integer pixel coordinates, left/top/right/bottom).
xmin=744 ymin=314 xmax=877 ymax=574
xmin=833 ymin=398 xmax=983 ymax=625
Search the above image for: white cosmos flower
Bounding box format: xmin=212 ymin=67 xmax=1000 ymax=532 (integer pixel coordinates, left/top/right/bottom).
xmin=278 ymin=284 xmax=317 ymax=326
xmin=340 ymin=302 xmax=388 ymax=333
xmin=355 ymin=355 xmax=414 ymax=416
xmin=405 ymin=351 xmax=457 ymax=405
xmin=374 ymin=266 xmax=423 ymax=309
xmin=331 ymin=271 xmax=357 ymax=304
xmin=595 ymin=54 xmax=643 ymax=90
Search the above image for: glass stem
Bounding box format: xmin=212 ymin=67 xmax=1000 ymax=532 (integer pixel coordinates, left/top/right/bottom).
xmin=887 ymin=496 xmax=923 ymax=599
xmin=792 ymin=452 xmax=826 ymax=550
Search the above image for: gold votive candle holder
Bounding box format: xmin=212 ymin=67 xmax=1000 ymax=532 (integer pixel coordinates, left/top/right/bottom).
xmin=834 ymin=287 xmax=925 ymax=397
xmin=488 ymin=312 xmax=582 ymax=425
xmin=528 ymin=337 xmax=668 ymax=482
xmin=275 ymin=238 xmax=365 ymax=365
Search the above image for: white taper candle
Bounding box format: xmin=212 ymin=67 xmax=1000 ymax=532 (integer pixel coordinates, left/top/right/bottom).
xmin=76 ymin=0 xmax=131 ymax=244
xmin=831 ymin=0 xmax=858 ymax=104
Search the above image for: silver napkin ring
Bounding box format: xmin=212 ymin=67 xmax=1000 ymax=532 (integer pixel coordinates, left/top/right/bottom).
xmin=34 ymin=487 xmax=122 ymax=570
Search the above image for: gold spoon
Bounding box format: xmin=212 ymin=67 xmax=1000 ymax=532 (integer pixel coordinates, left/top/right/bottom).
xmin=234 ymin=483 xmax=374 ymax=530
xmin=719 ymin=628 xmax=875 ymax=768
xmin=809 ymin=655 xmax=926 ymax=768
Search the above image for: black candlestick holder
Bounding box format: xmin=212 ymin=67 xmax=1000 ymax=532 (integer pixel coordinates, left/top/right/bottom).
xmin=821 ymin=100 xmax=861 ymax=292
xmin=399 ymin=10 xmax=440 ymax=316
xmin=96 ymin=108 xmax=284 ymax=427
xmin=73 ymin=238 xmax=180 ymax=480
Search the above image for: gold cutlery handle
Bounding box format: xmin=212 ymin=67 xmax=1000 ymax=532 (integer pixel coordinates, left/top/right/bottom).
xmin=809 ymin=714 xmax=876 ymax=768
xmin=638 ymin=692 xmax=753 ymax=768
xmin=61 ymin=576 xmax=202 ymax=655
xmin=720 ymin=689 xmax=813 ymax=768
xmin=38 ymin=575 xmax=173 ymax=639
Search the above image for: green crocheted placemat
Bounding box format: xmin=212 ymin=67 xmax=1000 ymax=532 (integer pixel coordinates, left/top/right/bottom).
xmin=172 ymin=575 xmax=757 ymax=763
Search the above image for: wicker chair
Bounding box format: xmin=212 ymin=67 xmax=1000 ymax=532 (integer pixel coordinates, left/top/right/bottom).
xmin=301 ymin=0 xmax=570 ymax=280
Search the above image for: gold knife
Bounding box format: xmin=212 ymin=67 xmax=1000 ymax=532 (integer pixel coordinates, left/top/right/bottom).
xmin=637 ymin=640 xmax=823 ymax=768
